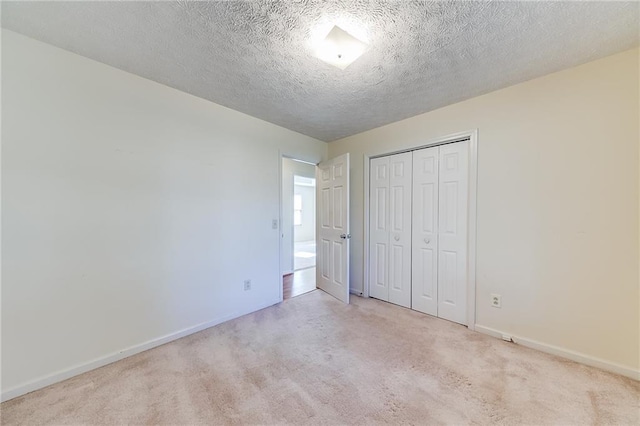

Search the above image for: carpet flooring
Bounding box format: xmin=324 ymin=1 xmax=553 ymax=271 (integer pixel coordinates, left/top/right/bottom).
xmin=2 ymin=290 xmax=639 ymax=425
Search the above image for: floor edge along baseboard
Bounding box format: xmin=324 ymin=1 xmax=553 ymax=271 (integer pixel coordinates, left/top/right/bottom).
xmin=474 ymin=325 xmax=640 ymax=381
xmin=1 ymin=299 xmax=281 ymax=403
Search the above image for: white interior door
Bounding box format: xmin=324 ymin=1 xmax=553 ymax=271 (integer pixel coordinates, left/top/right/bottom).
xmin=369 ymin=156 xmax=389 ymax=301
xmin=411 ymin=146 xmax=439 ymax=316
xmin=317 ymin=153 xmax=350 ymax=304
xmin=387 ymin=152 xmax=412 ymax=308
xmin=437 ymin=141 xmax=469 ymax=324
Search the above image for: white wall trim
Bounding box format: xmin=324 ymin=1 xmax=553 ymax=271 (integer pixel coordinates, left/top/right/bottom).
xmin=1 ymin=298 xmax=281 ymax=403
xmin=362 ymin=154 xmax=371 ymax=297
xmin=278 ymin=150 xmax=288 ymax=302
xmin=475 ymin=325 xmax=640 ymax=381
xmin=362 ymin=129 xmax=479 ymax=329
xmin=278 ymin=151 xmax=285 ymax=302
xmin=466 ymin=130 xmax=478 ymax=331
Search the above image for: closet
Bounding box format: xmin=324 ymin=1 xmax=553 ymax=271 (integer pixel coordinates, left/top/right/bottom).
xmin=369 ymin=140 xmax=470 ymax=325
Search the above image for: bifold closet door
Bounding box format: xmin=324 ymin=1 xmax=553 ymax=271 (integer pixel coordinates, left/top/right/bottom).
xmin=437 ymin=141 xmax=469 ymax=324
xmin=369 ymin=152 xmax=412 ymax=307
xmin=369 ymin=156 xmax=389 ymax=301
xmin=388 ymin=152 xmax=412 ymax=307
xmin=412 ymin=140 xmax=469 ymax=325
xmin=411 ymin=146 xmax=439 ymax=316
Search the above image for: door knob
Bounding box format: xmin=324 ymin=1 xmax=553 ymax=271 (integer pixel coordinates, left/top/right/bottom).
xmin=424 ymin=238 xmax=431 ymax=244
xmin=394 ymin=235 xmax=400 ymax=241
xmin=340 ymin=233 xmax=351 ymax=239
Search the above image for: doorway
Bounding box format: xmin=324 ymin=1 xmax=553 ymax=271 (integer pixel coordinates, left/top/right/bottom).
xmin=281 ymin=158 xmax=317 ymax=299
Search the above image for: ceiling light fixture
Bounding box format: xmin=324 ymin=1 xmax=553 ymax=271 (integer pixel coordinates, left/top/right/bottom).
xmin=313 ymin=25 xmax=368 ymax=70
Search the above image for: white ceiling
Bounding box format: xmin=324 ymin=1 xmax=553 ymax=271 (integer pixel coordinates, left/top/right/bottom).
xmin=2 ymin=1 xmax=638 ymax=142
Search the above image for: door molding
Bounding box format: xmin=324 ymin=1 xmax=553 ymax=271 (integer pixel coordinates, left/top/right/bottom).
xmin=363 ymin=130 xmax=478 ymax=330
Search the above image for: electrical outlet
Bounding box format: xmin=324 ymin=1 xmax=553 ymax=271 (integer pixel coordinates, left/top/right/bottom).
xmin=491 ymin=294 xmax=501 ymax=308
xmin=244 ymin=279 xmax=251 ymax=291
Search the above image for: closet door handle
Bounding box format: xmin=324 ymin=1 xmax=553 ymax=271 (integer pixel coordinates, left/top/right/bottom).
xmin=424 ymin=238 xmax=431 ymax=244
xmin=394 ymin=235 xmax=400 ymax=241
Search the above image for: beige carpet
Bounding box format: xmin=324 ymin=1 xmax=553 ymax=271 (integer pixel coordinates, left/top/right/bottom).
xmin=2 ymin=290 xmax=639 ymax=425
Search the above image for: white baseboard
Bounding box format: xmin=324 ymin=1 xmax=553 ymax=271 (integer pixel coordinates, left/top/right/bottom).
xmin=1 ymin=298 xmax=281 ymax=403
xmin=474 ymin=324 xmax=640 ymax=381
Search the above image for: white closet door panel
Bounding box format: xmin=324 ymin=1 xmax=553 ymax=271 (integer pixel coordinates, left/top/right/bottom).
xmin=411 ymin=147 xmax=439 ymax=316
xmin=437 ymin=141 xmax=469 ymax=325
xmin=369 ymin=156 xmax=390 ymax=301
xmin=388 ymin=152 xmax=412 ymax=308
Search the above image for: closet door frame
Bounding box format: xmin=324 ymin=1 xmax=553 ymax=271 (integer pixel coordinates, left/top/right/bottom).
xmin=363 ymin=129 xmax=478 ymax=330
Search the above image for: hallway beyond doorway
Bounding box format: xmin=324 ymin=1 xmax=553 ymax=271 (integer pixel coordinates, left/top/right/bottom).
xmin=283 ymin=267 xmax=316 ymax=300
xmin=294 ymin=240 xmax=316 ymax=271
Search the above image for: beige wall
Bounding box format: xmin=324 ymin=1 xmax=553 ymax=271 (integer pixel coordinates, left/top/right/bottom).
xmin=1 ymin=30 xmax=327 ymax=399
xmin=329 ymin=49 xmax=639 ymax=372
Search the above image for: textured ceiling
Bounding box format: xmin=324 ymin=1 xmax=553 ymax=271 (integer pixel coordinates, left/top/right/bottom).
xmin=2 ymin=1 xmax=638 ymax=142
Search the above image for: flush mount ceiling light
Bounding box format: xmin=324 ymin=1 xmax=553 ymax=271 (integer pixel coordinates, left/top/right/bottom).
xmin=314 ymin=25 xmax=368 ymax=70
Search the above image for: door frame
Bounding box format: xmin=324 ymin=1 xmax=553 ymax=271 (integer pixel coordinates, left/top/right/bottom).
xmin=278 ymin=152 xmax=319 ymax=303
xmin=362 ymin=130 xmax=479 ymax=330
